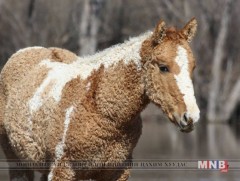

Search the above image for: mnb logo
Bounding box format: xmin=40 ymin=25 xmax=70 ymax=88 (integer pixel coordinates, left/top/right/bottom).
xmin=198 ymin=160 xmax=229 ymax=173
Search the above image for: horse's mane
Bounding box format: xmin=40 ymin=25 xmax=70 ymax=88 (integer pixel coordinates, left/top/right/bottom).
xmin=165 ymin=27 xmax=185 ymax=41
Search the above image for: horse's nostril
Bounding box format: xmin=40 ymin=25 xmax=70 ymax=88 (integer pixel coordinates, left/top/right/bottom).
xmin=180 ymin=119 xmax=187 ymax=127
xmin=178 ymin=113 xmax=195 ymax=133
xmin=183 ymin=113 xmax=188 ymax=122
xmin=179 ymin=113 xmax=188 ymax=127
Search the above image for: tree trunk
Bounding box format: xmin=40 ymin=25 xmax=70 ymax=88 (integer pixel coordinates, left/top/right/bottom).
xmin=79 ymin=0 xmax=103 ymax=56
xmin=207 ymin=0 xmax=232 ymax=122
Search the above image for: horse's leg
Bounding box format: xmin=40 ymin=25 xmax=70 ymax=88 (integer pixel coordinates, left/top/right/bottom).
xmin=0 ymin=81 xmax=34 ymax=180
xmin=116 ymin=169 xmax=130 ymax=181
xmin=48 ymin=158 xmax=75 ymax=181
xmin=0 ymin=80 xmax=5 ymax=135
xmin=0 ymin=134 xmax=34 ymax=180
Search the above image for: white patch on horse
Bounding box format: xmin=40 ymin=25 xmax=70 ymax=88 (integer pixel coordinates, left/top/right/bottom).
xmin=174 ymin=46 xmax=200 ymax=123
xmin=55 ymin=106 xmax=74 ymax=159
xmin=78 ymin=31 xmax=152 ymax=76
xmin=48 ymin=171 xmax=53 ymax=181
xmin=48 ymin=106 xmax=74 ymax=181
xmin=86 ymin=82 xmax=91 ymax=91
xmin=28 ymin=60 xmax=80 ymax=113
xmin=15 ymin=46 xmax=44 ymax=55
xmin=27 ymin=117 xmax=33 ymax=132
xmin=28 ymin=32 xmax=151 ymax=113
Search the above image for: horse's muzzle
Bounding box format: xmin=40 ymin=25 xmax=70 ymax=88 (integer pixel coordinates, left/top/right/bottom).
xmin=178 ymin=113 xmax=195 ymax=133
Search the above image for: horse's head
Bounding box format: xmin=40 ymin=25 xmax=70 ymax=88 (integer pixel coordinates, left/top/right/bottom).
xmin=142 ymin=18 xmax=200 ymax=133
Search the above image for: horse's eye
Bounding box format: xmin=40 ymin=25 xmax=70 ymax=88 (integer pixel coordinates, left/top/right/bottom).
xmin=159 ymin=65 xmax=169 ymax=73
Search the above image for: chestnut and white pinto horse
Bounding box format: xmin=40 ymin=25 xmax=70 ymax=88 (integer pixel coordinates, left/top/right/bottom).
xmin=0 ymin=18 xmax=199 ymax=181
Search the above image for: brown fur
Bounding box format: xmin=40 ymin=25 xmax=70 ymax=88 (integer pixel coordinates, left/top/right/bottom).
xmin=0 ymin=19 xmax=198 ymax=180
xmin=141 ymin=21 xmax=197 ymax=124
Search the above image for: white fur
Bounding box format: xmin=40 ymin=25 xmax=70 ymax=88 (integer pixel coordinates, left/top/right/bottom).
xmin=28 ymin=32 xmax=151 ymax=113
xmin=78 ymin=31 xmax=152 ymax=74
xmin=55 ymin=106 xmax=74 ymax=159
xmin=28 ymin=60 xmax=80 ymax=113
xmin=48 ymin=171 xmax=53 ymax=181
xmin=27 ymin=117 xmax=32 ymax=132
xmin=174 ymin=46 xmax=200 ymax=123
xmin=48 ymin=106 xmax=74 ymax=181
xmin=15 ymin=46 xmax=44 ymax=55
xmin=86 ymin=82 xmax=91 ymax=91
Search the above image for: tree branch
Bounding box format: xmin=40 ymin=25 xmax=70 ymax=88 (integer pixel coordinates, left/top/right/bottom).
xmin=220 ymin=58 xmax=232 ymax=103
xmin=221 ymin=78 xmax=240 ymax=121
xmin=79 ymin=0 xmax=103 ymax=56
xmin=207 ymin=0 xmax=232 ymax=121
xmin=162 ymin=0 xmax=183 ymax=21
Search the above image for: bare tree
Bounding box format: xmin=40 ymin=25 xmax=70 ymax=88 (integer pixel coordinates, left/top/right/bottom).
xmin=0 ymin=0 xmax=82 ymax=65
xmin=207 ymin=0 xmax=240 ymax=122
xmin=79 ymin=0 xmax=104 ymax=56
xmin=207 ymin=0 xmax=232 ymax=121
xmin=0 ymin=0 xmax=239 ymax=122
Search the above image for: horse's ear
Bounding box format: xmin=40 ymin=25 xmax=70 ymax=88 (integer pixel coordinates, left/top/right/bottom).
xmin=182 ymin=18 xmax=197 ymax=42
xmin=152 ymin=20 xmax=166 ymax=44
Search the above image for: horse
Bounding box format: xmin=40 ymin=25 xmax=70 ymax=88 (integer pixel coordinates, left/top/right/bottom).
xmin=0 ymin=18 xmax=200 ymax=181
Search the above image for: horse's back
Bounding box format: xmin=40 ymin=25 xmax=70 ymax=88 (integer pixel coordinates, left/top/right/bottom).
xmin=0 ymin=47 xmax=78 ymax=96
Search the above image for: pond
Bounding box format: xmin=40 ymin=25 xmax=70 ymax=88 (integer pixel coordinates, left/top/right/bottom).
xmin=130 ymin=104 xmax=240 ymax=181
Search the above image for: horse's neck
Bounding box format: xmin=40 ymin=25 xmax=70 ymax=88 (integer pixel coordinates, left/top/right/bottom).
xmin=75 ymin=31 xmax=152 ymax=78
xmin=94 ymin=61 xmax=148 ymax=124
xmin=86 ymin=32 xmax=152 ymax=123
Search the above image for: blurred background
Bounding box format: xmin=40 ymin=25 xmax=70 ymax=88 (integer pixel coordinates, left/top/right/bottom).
xmin=0 ymin=0 xmax=240 ymax=180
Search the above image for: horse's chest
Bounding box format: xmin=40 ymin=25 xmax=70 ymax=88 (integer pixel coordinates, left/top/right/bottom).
xmin=65 ymin=116 xmax=141 ymax=162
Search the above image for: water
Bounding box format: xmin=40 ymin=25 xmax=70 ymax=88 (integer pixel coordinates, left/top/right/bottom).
xmin=129 ymin=104 xmax=240 ymax=181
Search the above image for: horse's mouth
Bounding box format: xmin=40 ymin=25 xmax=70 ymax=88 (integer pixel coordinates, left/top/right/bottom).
xmin=172 ymin=114 xmax=195 ymax=133
xmin=179 ymin=121 xmax=195 ymax=133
